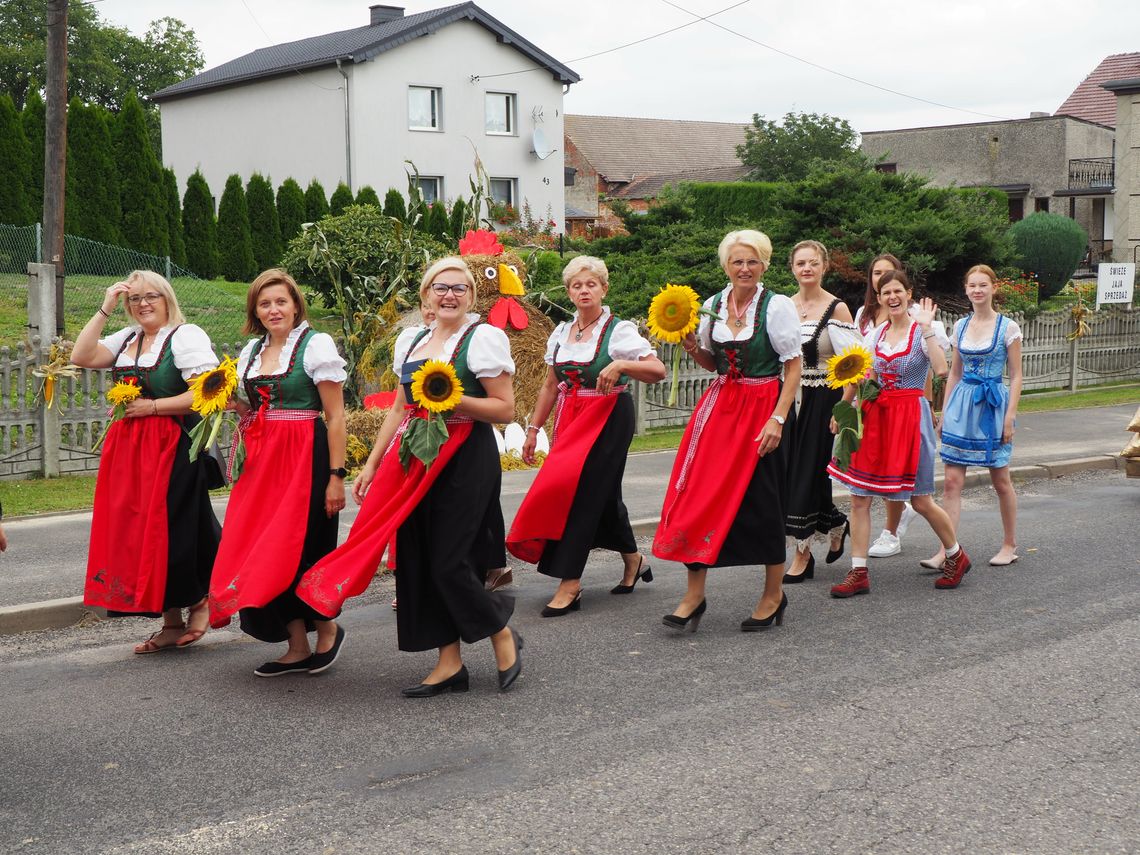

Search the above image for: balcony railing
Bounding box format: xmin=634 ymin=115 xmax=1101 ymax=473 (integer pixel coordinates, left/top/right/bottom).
xmin=1068 ymin=157 xmax=1114 ymax=190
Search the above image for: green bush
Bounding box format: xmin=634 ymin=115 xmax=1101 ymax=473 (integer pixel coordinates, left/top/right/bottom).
xmin=0 ymin=93 xmax=33 ymax=226
xmin=329 ymin=182 xmax=354 ymax=216
xmin=246 ymin=172 xmax=282 ymax=270
xmin=1008 ymin=212 xmax=1087 ymax=301
xmin=304 ymin=179 xmax=329 ymax=222
xmin=114 ymin=93 xmax=168 ymax=256
xmin=182 ymin=169 xmax=217 ymax=279
xmin=425 ymin=201 xmax=450 ymax=242
xmin=217 ymin=174 xmax=255 ymax=282
xmin=448 ymin=198 xmax=467 ymax=240
xmin=162 ymin=167 xmax=187 ymax=268
xmin=382 ymin=187 xmax=406 ymax=221
xmin=276 ymin=178 xmax=306 ymax=244
xmin=65 ymin=99 xmax=121 ymax=244
xmin=354 ymin=185 xmax=381 ymax=207
xmin=21 ymin=90 xmax=45 ymax=219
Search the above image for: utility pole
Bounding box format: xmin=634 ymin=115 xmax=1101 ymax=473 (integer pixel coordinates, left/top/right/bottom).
xmin=43 ymin=0 xmax=68 ymax=335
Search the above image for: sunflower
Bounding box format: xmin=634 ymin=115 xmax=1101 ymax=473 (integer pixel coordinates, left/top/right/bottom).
xmin=106 ymin=378 xmax=143 ymax=408
xmin=647 ymin=284 xmax=702 ymax=344
xmin=826 ymin=344 xmax=874 ymax=389
xmin=190 ymin=356 xmax=239 ymax=417
xmin=410 ymin=360 xmax=464 ymax=413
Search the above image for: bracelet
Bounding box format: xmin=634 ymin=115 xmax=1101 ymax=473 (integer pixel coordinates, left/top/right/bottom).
xmin=525 ymin=425 xmax=541 ymax=433
xmin=98 ymin=308 xmax=110 ymax=318
xmin=683 ymin=345 xmax=699 ymax=354
xmin=922 ymin=331 xmax=937 ymax=340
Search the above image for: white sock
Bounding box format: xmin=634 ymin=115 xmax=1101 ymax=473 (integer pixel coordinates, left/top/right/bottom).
xmin=852 ymin=557 xmax=868 ymax=569
xmin=946 ymin=543 xmax=961 ymax=557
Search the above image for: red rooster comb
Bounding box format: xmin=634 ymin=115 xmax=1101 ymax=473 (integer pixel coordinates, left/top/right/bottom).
xmin=458 ymin=229 xmax=504 ymax=256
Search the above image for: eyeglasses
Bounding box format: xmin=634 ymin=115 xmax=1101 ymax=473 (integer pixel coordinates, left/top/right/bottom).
xmin=430 ymin=282 xmax=469 ymax=295
xmin=729 ymin=259 xmax=763 ymax=269
xmin=127 ymin=292 xmax=165 ymax=305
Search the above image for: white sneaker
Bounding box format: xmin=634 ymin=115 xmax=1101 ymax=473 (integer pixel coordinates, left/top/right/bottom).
xmin=896 ymin=503 xmax=918 ymax=539
xmin=868 ymin=530 xmax=901 ymax=557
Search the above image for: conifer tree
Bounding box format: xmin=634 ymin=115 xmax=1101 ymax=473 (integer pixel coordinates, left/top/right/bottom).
xmin=304 ymin=179 xmax=329 ymax=222
xmin=65 ymin=99 xmax=121 ymax=243
xmin=182 ymin=169 xmax=218 ymax=279
xmin=217 ymin=173 xmax=255 ymax=281
xmin=246 ymin=172 xmax=282 ymax=270
xmin=0 ymin=94 xmax=33 ymax=225
xmin=354 ymin=185 xmax=381 ymax=207
xmin=382 ymin=187 xmax=407 ymax=222
xmin=114 ymin=92 xmax=167 ymax=254
xmin=163 ymin=168 xmax=187 ymax=268
xmin=448 ymin=198 xmax=467 ymax=240
xmin=276 ymin=178 xmax=306 ymax=245
xmin=22 ymin=90 xmax=46 ymax=220
xmin=329 ymin=182 xmax=354 ymax=216
xmin=426 ymin=201 xmax=450 ymax=241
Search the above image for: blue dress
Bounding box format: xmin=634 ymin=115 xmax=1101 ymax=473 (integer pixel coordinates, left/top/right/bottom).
xmin=940 ymin=314 xmax=1014 ymax=469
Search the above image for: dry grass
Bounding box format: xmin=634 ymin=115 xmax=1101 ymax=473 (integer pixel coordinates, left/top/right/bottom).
xmin=472 ymin=288 xmax=554 ymax=425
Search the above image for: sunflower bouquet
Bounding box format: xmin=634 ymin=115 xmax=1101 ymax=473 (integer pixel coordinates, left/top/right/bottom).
xmin=187 ymin=356 xmax=239 ymax=463
xmin=646 ymin=284 xmax=716 ymax=405
xmin=399 ymin=359 xmax=464 ymax=469
xmin=91 ymin=377 xmax=143 ymax=451
xmin=827 ymin=343 xmax=879 ymax=471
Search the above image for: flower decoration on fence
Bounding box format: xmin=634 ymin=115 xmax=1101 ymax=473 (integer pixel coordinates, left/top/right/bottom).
xmin=827 ymin=343 xmax=879 ymax=472
xmin=31 ymin=342 xmax=80 ymax=411
xmin=187 ymin=356 xmax=239 ymax=462
xmin=399 ymin=359 xmax=464 ymax=469
xmin=92 ymin=377 xmax=142 ymax=451
xmin=647 ymin=283 xmax=713 ymax=406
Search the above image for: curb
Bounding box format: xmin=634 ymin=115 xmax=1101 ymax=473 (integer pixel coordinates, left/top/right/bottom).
xmin=1 ymin=454 xmax=1128 ymax=637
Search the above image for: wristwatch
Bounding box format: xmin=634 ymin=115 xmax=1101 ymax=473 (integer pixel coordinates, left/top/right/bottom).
xmin=769 ymin=414 xmax=785 ymax=425
xmin=329 ymin=467 xmax=348 ymax=478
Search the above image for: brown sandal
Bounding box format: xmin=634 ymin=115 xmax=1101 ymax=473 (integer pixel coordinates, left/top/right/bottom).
xmin=176 ymin=599 xmax=210 ymax=648
xmin=134 ymin=623 xmax=186 ymax=655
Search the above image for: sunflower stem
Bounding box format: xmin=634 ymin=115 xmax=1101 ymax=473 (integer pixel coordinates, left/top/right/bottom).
xmin=667 ymin=346 xmax=681 ymax=407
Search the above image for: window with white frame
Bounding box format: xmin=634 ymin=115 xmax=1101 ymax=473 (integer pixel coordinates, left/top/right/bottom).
xmin=418 ymin=176 xmax=442 ymax=204
xmin=489 ymin=177 xmax=517 ymax=208
xmin=485 ymin=92 xmax=516 ymax=135
xmin=408 ymin=86 xmax=441 ymax=131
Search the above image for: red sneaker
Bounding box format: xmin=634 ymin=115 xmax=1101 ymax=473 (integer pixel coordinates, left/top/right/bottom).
xmin=935 ymin=548 xmax=972 ymax=589
xmin=830 ymin=567 xmax=870 ymax=598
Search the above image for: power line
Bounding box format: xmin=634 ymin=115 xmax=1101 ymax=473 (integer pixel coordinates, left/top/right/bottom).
xmin=660 ymin=0 xmax=1013 ymax=122
xmin=238 ymin=0 xmax=341 ymax=92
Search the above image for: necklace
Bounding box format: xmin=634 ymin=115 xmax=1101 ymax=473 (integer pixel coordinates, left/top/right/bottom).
xmin=574 ymin=314 xmax=602 ymax=341
xmin=728 ymin=290 xmax=752 ymax=329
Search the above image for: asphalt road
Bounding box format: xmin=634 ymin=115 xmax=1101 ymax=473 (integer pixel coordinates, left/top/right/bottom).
xmin=1 ymin=469 xmax=1136 ymax=854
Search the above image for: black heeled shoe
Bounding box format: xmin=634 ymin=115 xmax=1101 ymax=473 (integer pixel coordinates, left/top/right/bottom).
xmin=741 ymin=593 xmax=788 ymax=632
xmin=662 ymin=599 xmax=706 ymax=633
xmin=498 ymin=628 xmax=523 ymax=692
xmin=401 ymin=665 xmax=469 ymax=697
xmin=826 ymin=521 xmax=850 ymax=564
xmin=782 ymin=553 xmax=814 ymax=584
xmin=610 ymin=556 xmax=654 ymax=594
xmin=541 ymin=591 xmax=582 ymax=617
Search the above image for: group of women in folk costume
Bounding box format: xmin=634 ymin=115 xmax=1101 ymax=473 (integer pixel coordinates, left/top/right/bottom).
xmin=78 ymin=233 xmax=1022 ymax=691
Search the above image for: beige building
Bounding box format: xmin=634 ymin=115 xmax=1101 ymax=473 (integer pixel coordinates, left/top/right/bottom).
xmin=1104 ymin=75 xmax=1140 ymax=263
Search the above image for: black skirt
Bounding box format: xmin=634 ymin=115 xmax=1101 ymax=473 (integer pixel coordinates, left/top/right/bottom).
xmin=239 ymin=420 xmax=340 ymax=642
xmin=785 ymin=385 xmax=847 ymax=546
xmin=395 ymin=421 xmax=514 ymax=652
xmin=538 ymin=392 xmax=638 ymax=581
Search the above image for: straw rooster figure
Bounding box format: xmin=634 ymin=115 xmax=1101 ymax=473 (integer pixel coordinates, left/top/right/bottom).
xmin=459 ymin=229 xmax=529 ymax=331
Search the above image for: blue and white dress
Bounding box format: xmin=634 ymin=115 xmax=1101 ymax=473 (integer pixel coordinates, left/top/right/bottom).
xmin=939 ymin=314 xmax=1022 ymax=469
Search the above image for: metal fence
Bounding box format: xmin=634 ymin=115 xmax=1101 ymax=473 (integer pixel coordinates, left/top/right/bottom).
xmin=631 ymin=306 xmax=1140 ymax=431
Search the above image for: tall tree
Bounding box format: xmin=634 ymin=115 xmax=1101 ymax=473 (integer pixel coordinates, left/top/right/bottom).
xmin=0 ymin=93 xmax=33 ymax=225
xmin=737 ymin=111 xmax=863 ymax=182
xmin=276 ymin=177 xmax=306 ymax=245
xmin=113 ymin=92 xmax=166 ymax=254
xmin=246 ymin=172 xmax=282 ymax=270
xmin=382 ymin=187 xmax=406 ymax=222
xmin=182 ymin=169 xmax=217 ymax=278
xmin=163 ymin=168 xmax=187 ymax=268
xmin=329 ymin=182 xmax=354 ymax=216
xmin=217 ymin=173 xmax=255 ymax=282
xmin=304 ymin=179 xmax=329 ymax=222
xmin=21 ymin=89 xmax=45 ymax=219
xmin=65 ymin=99 xmax=121 ymax=243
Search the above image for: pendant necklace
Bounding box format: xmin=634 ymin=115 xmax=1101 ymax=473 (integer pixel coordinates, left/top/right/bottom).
xmin=729 ymin=291 xmax=750 ymax=329
xmin=574 ymin=314 xmax=601 ymax=341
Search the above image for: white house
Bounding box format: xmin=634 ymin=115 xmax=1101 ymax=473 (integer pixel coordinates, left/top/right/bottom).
xmin=151 ymin=3 xmax=580 ymax=229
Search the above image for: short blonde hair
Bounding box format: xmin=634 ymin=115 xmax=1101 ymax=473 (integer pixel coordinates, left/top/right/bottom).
xmin=124 ymin=270 xmax=185 ymax=326
xmin=561 ymin=255 xmax=609 ymax=288
xmin=419 ymin=256 xmax=478 ymax=311
xmin=789 ymin=240 xmax=830 ymax=270
xmin=244 ymin=268 xmax=309 ymax=335
xmin=718 ymin=229 xmax=773 ymax=268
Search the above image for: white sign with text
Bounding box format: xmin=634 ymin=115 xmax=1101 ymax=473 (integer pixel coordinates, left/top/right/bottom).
xmin=1096 ymin=263 xmax=1135 ymax=307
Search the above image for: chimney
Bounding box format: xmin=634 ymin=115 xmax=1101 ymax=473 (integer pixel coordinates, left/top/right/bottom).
xmin=370 ymin=5 xmax=405 ymax=25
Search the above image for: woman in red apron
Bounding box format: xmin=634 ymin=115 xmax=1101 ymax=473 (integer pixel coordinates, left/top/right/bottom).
xmin=72 ymin=271 xmax=221 ymax=654
xmin=653 ymin=230 xmax=803 ymax=633
xmin=208 ymin=270 xmax=348 ymax=676
xmin=508 ymin=256 xmax=665 ymax=616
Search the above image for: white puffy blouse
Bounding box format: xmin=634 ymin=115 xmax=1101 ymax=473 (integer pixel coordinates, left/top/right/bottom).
xmin=952 ymin=316 xmax=1023 ymax=350
xmin=99 ymin=324 xmax=217 ymax=380
xmin=544 ymin=306 xmax=655 ymax=365
xmin=236 ymin=322 xmax=347 ymax=384
xmin=393 ymin=314 xmax=515 ymax=379
xmin=696 ymin=285 xmax=802 ymax=363
xmin=865 ymin=320 xmax=950 ymax=356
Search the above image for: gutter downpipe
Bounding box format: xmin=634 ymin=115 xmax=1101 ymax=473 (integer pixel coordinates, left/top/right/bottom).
xmin=336 ymin=57 xmax=352 ymax=191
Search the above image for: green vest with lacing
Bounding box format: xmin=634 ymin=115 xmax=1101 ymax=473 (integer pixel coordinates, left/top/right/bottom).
xmin=111 ymin=326 xmax=189 ymax=399
xmin=551 ymin=313 xmax=628 ymax=388
xmin=407 ymin=323 xmax=487 ymax=398
xmin=243 ymin=327 xmax=322 ymax=410
xmin=709 ymin=289 xmax=780 ymax=378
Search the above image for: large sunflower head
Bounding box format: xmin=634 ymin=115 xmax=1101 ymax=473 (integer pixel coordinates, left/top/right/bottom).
xmin=106 ymin=378 xmax=142 ymax=407
xmin=826 ymin=344 xmax=874 ymax=389
xmin=190 ymin=356 xmax=239 ymax=417
xmin=647 ymin=284 xmax=702 ymax=344
xmin=410 ymin=359 xmax=464 ymax=413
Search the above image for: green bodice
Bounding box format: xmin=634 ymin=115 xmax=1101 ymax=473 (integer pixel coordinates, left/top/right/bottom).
xmin=243 ymin=327 xmax=322 ymax=410
xmin=111 ymin=325 xmax=189 ymax=399
xmin=551 ymin=313 xmax=628 ymax=388
xmin=710 ymin=289 xmax=780 ymax=378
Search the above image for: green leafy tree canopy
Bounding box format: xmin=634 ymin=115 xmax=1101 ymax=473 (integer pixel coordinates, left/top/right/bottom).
xmin=737 ymin=111 xmax=863 ymax=182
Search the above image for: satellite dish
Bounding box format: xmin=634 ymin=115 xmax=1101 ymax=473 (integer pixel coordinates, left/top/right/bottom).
xmin=531 ymin=127 xmax=556 ymax=160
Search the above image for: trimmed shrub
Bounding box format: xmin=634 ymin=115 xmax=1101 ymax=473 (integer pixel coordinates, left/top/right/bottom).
xmin=22 ymin=90 xmax=45 ymax=219
xmin=162 ymin=168 xmax=187 ymax=268
xmin=217 ymin=174 xmax=256 ymax=282
xmin=329 ymin=182 xmax=354 ymax=216
xmin=182 ymin=169 xmax=218 ymax=279
xmin=276 ymin=177 xmax=306 ymax=244
xmin=354 ymin=185 xmax=381 ymax=207
xmin=246 ymin=172 xmax=283 ymax=270
xmin=1008 ymin=212 xmax=1087 ymax=301
xmin=425 ymin=201 xmax=450 ymax=241
xmin=304 ymin=179 xmax=329 ymax=222
xmin=382 ymin=187 xmax=406 ymax=221
xmin=114 ymin=92 xmax=167 ymax=254
xmin=65 ymin=99 xmax=121 ymax=243
xmin=448 ymin=198 xmax=467 ymax=240
xmin=0 ymin=93 xmax=33 ymax=225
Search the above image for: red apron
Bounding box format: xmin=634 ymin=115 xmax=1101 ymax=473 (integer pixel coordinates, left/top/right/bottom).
xmin=827 ymin=388 xmax=923 ymax=493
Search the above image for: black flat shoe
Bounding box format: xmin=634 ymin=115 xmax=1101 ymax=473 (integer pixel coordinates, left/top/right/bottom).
xmin=401 ymin=665 xmax=470 ymax=697
xmin=610 ymin=556 xmax=654 ymax=594
xmin=541 ymin=592 xmax=582 ymax=617
xmin=498 ymin=629 xmax=524 ymax=692
xmin=782 ymin=553 xmax=814 ymax=584
xmin=308 ymin=624 xmax=346 ymax=675
xmin=254 ymin=657 xmax=313 ymax=678
xmin=826 ymin=521 xmax=850 ymax=564
xmin=662 ymin=599 xmax=706 ymax=633
xmin=741 ymin=593 xmax=788 ymax=632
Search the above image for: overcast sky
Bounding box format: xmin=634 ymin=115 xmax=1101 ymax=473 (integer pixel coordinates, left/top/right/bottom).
xmin=98 ymin=0 xmax=1139 ymax=132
